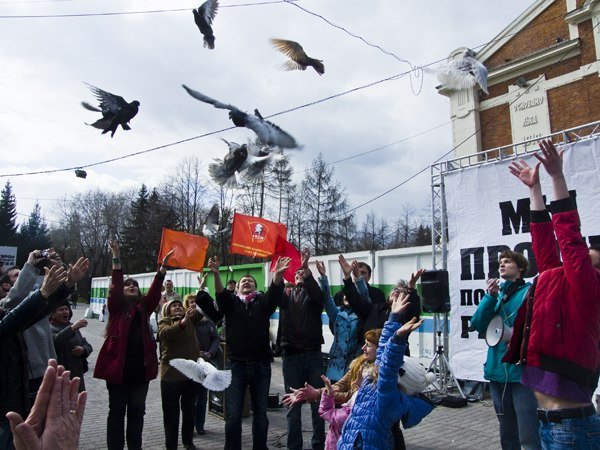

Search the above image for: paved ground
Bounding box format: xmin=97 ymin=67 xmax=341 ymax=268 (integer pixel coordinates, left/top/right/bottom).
xmin=75 ymin=306 xmax=501 ymax=450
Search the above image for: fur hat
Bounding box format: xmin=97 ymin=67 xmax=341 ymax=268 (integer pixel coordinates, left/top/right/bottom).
xmin=397 ymin=357 xmax=436 ymax=395
xmin=162 ymin=299 xmax=183 ymax=318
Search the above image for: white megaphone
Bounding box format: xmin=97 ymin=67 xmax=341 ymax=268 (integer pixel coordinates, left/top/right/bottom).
xmin=485 ymin=315 xmax=513 ymax=347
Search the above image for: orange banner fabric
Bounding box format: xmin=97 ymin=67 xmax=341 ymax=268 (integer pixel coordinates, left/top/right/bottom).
xmin=229 ymin=213 xmax=287 ymax=258
xmin=158 ymin=228 xmax=209 ymax=272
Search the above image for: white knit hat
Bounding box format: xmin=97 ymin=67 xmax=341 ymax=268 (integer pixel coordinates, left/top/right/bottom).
xmin=397 ymin=357 xmax=436 ymax=395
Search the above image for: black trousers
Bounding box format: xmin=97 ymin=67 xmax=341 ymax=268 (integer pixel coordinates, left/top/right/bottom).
xmin=161 ymin=379 xmax=199 ymax=450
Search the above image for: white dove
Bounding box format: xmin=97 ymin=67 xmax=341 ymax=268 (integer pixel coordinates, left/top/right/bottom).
xmin=434 ymin=49 xmax=489 ymax=94
xmin=170 ymin=358 xmax=232 ymax=391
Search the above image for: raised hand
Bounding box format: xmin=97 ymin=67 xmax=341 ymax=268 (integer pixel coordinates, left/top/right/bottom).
xmin=108 ymin=239 xmax=120 ymax=257
xmin=409 ymin=268 xmax=426 ymax=290
xmin=338 ymin=254 xmax=352 ymax=279
xmin=66 ymin=257 xmax=90 ymax=287
xmin=351 ymin=260 xmax=360 ymax=279
xmin=534 ymin=139 xmax=565 ymax=178
xmin=6 ymin=360 xmax=87 ymax=450
xmin=197 ymin=272 xmax=208 ymax=290
xmin=321 ymin=375 xmax=333 ymax=396
xmin=315 ymin=260 xmax=326 ymax=277
xmin=486 ymin=278 xmax=500 ymax=297
xmin=273 ymin=256 xmax=291 ymax=274
xmin=161 ymin=249 xmax=175 ymax=268
xmin=396 ymin=316 xmax=424 ymax=339
xmin=207 ymin=257 xmax=220 ymax=274
xmin=40 ymin=266 xmax=68 ymax=299
xmin=390 ymin=290 xmax=410 ymax=315
xmin=301 ymin=248 xmax=311 ymax=269
xmin=509 ymin=159 xmax=540 ymax=188
xmin=294 ymin=383 xmax=321 ymax=403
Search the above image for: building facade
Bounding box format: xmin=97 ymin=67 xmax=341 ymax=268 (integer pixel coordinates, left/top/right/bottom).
xmin=439 ymin=0 xmax=600 ymax=157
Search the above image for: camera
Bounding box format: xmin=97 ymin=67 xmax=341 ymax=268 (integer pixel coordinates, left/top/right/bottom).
xmin=34 ymin=249 xmax=55 ymax=273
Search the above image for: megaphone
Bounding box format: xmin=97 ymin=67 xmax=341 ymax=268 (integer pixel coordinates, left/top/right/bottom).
xmin=485 ymin=315 xmax=513 ymax=347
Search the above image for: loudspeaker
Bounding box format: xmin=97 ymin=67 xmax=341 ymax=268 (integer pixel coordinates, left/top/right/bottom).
xmin=421 ymin=270 xmax=450 ymax=313
xmin=485 ymin=315 xmax=513 ymax=347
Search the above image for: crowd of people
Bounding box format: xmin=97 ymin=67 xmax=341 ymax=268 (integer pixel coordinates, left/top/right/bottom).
xmin=0 ymin=140 xmax=599 ymax=450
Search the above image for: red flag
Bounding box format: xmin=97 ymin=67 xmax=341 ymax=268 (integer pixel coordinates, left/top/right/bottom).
xmin=269 ymin=236 xmax=302 ymax=283
xmin=229 ymin=213 xmax=287 ymax=258
xmin=157 ymin=228 xmax=209 ymax=272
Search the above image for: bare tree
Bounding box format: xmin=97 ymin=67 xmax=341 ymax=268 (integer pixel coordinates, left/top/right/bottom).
xmin=161 ymin=155 xmax=208 ymax=233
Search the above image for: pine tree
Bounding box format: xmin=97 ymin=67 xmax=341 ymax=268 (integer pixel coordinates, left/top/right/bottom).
xmin=17 ymin=202 xmax=51 ymax=266
xmin=0 ymin=181 xmax=18 ymax=246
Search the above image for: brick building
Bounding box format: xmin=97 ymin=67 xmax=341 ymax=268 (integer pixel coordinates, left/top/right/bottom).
xmin=439 ymin=0 xmax=600 ymax=157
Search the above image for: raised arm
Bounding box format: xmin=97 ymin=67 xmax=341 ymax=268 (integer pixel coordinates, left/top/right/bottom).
xmin=1 ymin=250 xmax=54 ymax=309
xmin=196 ymin=290 xmax=224 ymax=322
xmin=317 ymin=261 xmax=338 ymax=325
xmin=509 ymin=147 xmax=560 ymax=271
xmin=143 ymin=249 xmax=173 ymax=314
xmin=301 ymin=249 xmax=322 ymax=307
xmin=208 ymin=256 xmax=225 ymax=294
xmin=340 ymin=255 xmax=372 ymax=319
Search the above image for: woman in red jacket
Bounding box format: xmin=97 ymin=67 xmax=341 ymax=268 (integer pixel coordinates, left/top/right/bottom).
xmin=94 ymin=240 xmax=173 ymax=450
xmin=509 ymin=139 xmax=600 ymax=448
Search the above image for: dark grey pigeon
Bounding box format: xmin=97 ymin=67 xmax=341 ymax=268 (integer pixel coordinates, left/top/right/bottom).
xmin=182 ymin=85 xmax=300 ymax=149
xmin=193 ymin=0 xmax=219 ymax=49
xmin=82 ymin=83 xmax=140 ymax=137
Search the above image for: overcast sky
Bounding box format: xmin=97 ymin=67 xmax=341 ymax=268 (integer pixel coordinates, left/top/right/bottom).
xmin=0 ymin=0 xmax=529 ymax=228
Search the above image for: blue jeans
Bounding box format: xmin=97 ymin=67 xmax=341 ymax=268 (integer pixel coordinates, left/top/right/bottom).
xmin=195 ymin=385 xmax=208 ymax=431
xmin=540 ymin=414 xmax=600 ymax=449
xmin=225 ymin=360 xmax=271 ymax=450
xmin=489 ymin=381 xmax=541 ymax=450
xmin=106 ymin=381 xmax=149 ymax=450
xmin=282 ymin=351 xmax=325 ymax=450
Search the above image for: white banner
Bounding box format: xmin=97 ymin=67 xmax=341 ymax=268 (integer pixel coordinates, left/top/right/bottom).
xmin=0 ymin=246 xmax=17 ymax=268
xmin=444 ymin=138 xmax=600 ymax=381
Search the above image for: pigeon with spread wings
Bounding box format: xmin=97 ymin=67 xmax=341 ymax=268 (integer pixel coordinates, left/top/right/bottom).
xmin=270 ymin=38 xmax=324 ymax=75
xmin=81 ymin=83 xmax=140 ymax=137
xmin=203 ymin=203 xmax=230 ymax=237
xmin=182 ymin=85 xmax=300 ymax=149
xmin=193 ymin=0 xmax=219 ymax=49
xmin=169 ymin=358 xmax=231 ymax=391
xmin=433 ymin=49 xmax=489 ymax=94
xmin=208 ymin=139 xmax=279 ymax=188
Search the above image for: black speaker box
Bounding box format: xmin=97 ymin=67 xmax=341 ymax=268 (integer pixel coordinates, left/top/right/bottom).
xmin=421 ymin=269 xmax=450 ymax=313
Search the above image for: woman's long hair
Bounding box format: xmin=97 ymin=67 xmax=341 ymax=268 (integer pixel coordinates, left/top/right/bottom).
xmin=348 ymin=328 xmax=382 ymax=390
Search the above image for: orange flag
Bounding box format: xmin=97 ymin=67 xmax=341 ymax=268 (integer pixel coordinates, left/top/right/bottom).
xmin=269 ymin=236 xmax=302 ymax=283
xmin=229 ymin=213 xmax=287 ymax=258
xmin=158 ymin=228 xmax=209 ymax=272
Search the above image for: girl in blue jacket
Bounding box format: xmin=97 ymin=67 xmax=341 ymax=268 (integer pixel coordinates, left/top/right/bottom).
xmin=338 ymin=290 xmax=435 ymax=449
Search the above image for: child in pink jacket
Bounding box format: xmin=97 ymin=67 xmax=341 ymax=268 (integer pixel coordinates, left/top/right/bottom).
xmin=318 ymin=374 xmax=359 ymax=450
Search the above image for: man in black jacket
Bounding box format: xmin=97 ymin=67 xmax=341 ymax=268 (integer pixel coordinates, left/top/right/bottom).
xmin=201 ymin=256 xmax=289 ymax=450
xmin=278 ymin=249 xmax=325 ymax=450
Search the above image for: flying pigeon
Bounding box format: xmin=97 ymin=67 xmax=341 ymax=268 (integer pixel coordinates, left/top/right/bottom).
xmin=193 ymin=0 xmax=219 ymax=49
xmin=169 ymin=358 xmax=232 ymax=391
xmin=82 ymin=83 xmax=140 ymax=137
xmin=270 ymin=38 xmax=324 ymax=75
xmin=181 ymin=85 xmax=300 ymax=149
xmin=208 ymin=139 xmax=277 ymax=188
xmin=202 ymin=203 xmax=230 ymax=237
xmin=240 ymin=140 xmax=284 ymax=184
xmin=433 ymin=49 xmax=489 ymax=94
